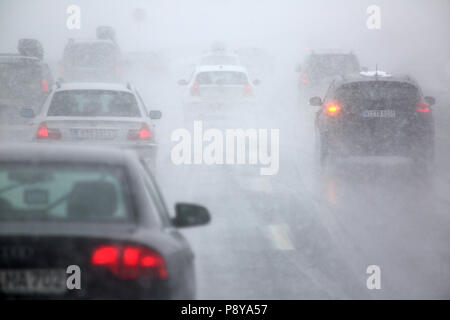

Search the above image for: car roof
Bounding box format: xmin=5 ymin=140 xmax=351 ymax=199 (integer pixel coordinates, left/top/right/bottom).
xmin=66 ymin=38 xmax=117 ymax=46
xmin=54 ymin=82 xmax=133 ymax=93
xmin=333 ymin=73 xmax=420 ymax=88
xmin=0 ymin=54 xmax=42 ymax=64
xmin=0 ymin=143 xmax=137 ymax=165
xmin=195 ymin=65 xmax=248 ymax=73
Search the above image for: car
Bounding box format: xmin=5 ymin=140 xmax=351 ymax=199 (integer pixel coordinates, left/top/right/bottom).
xmin=24 ymin=82 xmax=161 ymax=165
xmin=296 ymin=50 xmax=361 ymax=98
xmin=0 ymin=40 xmax=54 ymax=142
xmin=0 ymin=144 xmax=211 ymax=299
xmin=60 ymin=38 xmax=122 ymax=83
xmin=199 ymin=52 xmax=241 ymax=67
xmin=236 ymin=47 xmax=275 ymax=79
xmin=309 ymin=73 xmax=436 ymax=170
xmin=177 ymin=65 xmax=260 ymax=119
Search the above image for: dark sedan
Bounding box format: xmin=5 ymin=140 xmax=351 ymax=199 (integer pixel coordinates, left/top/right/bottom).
xmin=0 ymin=144 xmax=210 ymax=299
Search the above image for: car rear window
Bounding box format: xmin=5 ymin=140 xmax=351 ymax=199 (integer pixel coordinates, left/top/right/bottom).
xmin=0 ymin=62 xmax=43 ymax=106
xmin=0 ymin=163 xmax=133 ymax=223
xmin=63 ymin=42 xmax=119 ymax=68
xmin=47 ymin=90 xmax=141 ymax=117
xmin=195 ymin=71 xmax=248 ymax=85
xmin=335 ymin=81 xmax=420 ymax=111
xmin=307 ymin=54 xmax=360 ymax=77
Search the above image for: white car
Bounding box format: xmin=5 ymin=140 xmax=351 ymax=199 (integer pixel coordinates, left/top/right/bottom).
xmin=23 ymin=82 xmax=161 ymax=162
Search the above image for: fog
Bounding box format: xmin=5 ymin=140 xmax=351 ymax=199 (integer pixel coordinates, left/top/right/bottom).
xmin=0 ymin=0 xmax=449 ymax=299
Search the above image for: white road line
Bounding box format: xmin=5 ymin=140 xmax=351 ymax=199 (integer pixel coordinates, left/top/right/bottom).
xmin=269 ymin=224 xmax=295 ymax=251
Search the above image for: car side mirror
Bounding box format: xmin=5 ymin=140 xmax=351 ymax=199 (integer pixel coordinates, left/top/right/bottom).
xmin=252 ymin=79 xmax=261 ymax=86
xmin=424 ymin=96 xmax=436 ymax=106
xmin=309 ymin=97 xmax=323 ymax=107
xmin=149 ymin=110 xmax=162 ymax=119
xmin=178 ymin=79 xmax=188 ymax=86
xmin=20 ymin=107 xmax=35 ymax=118
xmin=173 ymin=203 xmax=211 ymax=228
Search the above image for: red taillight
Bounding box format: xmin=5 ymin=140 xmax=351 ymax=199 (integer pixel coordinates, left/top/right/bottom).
xmin=60 ymin=65 xmax=65 ymax=74
xmin=115 ymin=66 xmax=120 ymax=74
xmin=325 ymin=101 xmax=341 ymax=116
xmin=416 ymin=100 xmax=430 ymax=113
xmin=41 ymin=79 xmax=49 ymax=93
xmin=191 ymin=84 xmax=200 ymax=96
xmin=244 ymin=84 xmax=252 ymax=96
xmin=128 ymin=123 xmax=151 ymax=140
xmin=91 ymin=245 xmax=167 ymax=280
xmin=302 ymin=73 xmax=308 ymax=78
xmin=36 ymin=122 xmax=61 ymax=139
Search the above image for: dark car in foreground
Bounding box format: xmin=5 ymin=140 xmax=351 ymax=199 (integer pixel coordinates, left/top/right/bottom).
xmin=0 ymin=144 xmax=210 ymax=299
xmin=309 ymin=73 xmax=436 ymax=170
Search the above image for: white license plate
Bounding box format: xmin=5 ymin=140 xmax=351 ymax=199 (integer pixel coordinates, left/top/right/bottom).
xmin=362 ymin=110 xmax=396 ymax=118
xmin=0 ymin=269 xmax=67 ymax=295
xmin=71 ymin=129 xmax=117 ymax=140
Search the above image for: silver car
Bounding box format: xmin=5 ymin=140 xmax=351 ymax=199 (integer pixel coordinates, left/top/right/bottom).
xmin=24 ymin=82 xmax=161 ymax=163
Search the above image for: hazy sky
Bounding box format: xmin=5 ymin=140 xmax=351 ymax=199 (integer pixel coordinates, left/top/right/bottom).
xmin=1 ymin=0 xmax=449 ymax=84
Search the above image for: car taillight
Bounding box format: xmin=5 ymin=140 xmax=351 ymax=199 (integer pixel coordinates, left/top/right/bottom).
xmin=191 ymin=84 xmax=200 ymax=96
xmin=115 ymin=66 xmax=120 ymax=74
xmin=416 ymin=100 xmax=430 ymax=113
xmin=244 ymin=84 xmax=252 ymax=96
xmin=325 ymin=101 xmax=341 ymax=116
xmin=36 ymin=122 xmax=61 ymax=139
xmin=60 ymin=65 xmax=65 ymax=75
xmin=127 ymin=123 xmax=151 ymax=140
xmin=91 ymin=245 xmax=167 ymax=280
xmin=301 ymin=73 xmax=308 ymax=84
xmin=41 ymin=79 xmax=49 ymax=93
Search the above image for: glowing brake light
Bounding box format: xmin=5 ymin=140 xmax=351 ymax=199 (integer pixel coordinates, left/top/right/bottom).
xmin=325 ymin=101 xmax=341 ymax=116
xmin=91 ymin=245 xmax=167 ymax=279
xmin=41 ymin=79 xmax=49 ymax=93
xmin=416 ymin=100 xmax=430 ymax=113
xmin=191 ymin=84 xmax=200 ymax=96
xmin=127 ymin=123 xmax=151 ymax=140
xmin=244 ymin=84 xmax=252 ymax=96
xmin=36 ymin=122 xmax=61 ymax=139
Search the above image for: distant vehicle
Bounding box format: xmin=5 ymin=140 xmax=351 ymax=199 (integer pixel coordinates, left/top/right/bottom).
xmin=309 ymin=73 xmax=436 ymax=170
xmin=124 ymin=51 xmax=166 ymax=73
xmin=0 ymin=144 xmax=211 ymax=299
xmin=0 ymin=39 xmax=54 ymax=142
xmin=199 ymin=52 xmax=241 ymax=66
xmin=296 ymin=51 xmax=361 ymax=97
xmin=60 ymin=39 xmax=122 ymax=82
xmin=236 ymin=47 xmax=274 ymax=79
xmin=27 ymin=82 xmax=161 ymax=165
xmin=178 ymin=65 xmax=260 ymax=103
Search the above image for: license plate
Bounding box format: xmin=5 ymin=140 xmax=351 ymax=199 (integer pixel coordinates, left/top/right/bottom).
xmin=71 ymin=129 xmax=117 ymax=140
xmin=362 ymin=110 xmax=396 ymax=118
xmin=0 ymin=269 xmax=67 ymax=295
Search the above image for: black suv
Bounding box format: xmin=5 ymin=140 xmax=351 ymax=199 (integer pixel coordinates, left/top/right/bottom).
xmin=309 ymin=74 xmax=436 ymax=169
xmin=0 ymin=40 xmax=54 ymax=141
xmin=296 ymin=51 xmax=361 ymax=97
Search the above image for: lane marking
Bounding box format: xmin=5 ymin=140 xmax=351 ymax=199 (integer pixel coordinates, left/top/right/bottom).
xmin=269 ymin=224 xmax=295 ymax=251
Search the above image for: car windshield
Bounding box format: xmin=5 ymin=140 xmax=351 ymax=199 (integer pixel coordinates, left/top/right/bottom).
xmin=0 ymin=62 xmax=43 ymax=107
xmin=47 ymin=90 xmax=141 ymax=117
xmin=195 ymin=71 xmax=248 ymax=85
xmin=307 ymin=54 xmax=360 ymax=77
xmin=63 ymin=42 xmax=118 ymax=68
xmin=0 ymin=163 xmax=133 ymax=223
xmin=335 ymin=81 xmax=420 ymax=111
